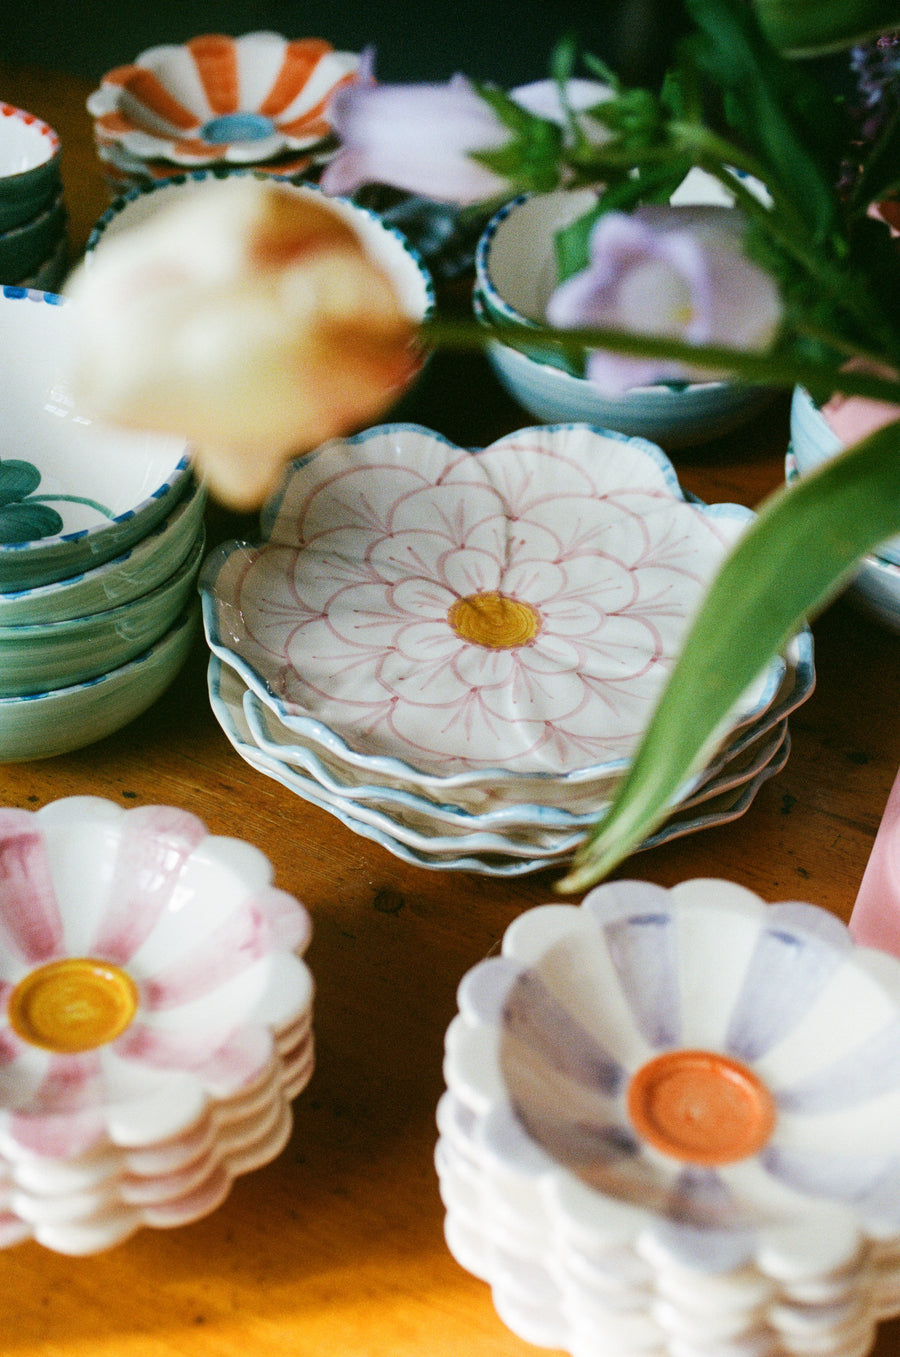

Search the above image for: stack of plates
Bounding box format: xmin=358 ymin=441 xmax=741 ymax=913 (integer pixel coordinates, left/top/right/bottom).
xmin=85 ymin=30 xmax=361 ymax=196
xmin=0 ymin=104 xmax=68 ymax=289
xmin=200 ymin=422 xmax=814 ymax=874
xmin=0 ymin=289 xmax=207 ymax=761
xmin=0 ymin=796 xmax=314 ymax=1255
xmin=437 ymin=877 xmax=900 ymax=1357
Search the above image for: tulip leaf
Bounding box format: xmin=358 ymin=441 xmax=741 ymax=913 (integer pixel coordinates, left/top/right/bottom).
xmin=558 ymin=418 xmax=900 ymax=893
xmin=685 ymin=0 xmax=846 ymax=238
xmin=750 ymin=0 xmax=900 ymax=54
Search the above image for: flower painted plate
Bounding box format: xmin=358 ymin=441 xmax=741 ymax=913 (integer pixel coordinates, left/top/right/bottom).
xmin=0 ymin=795 xmax=315 ymax=1252
xmin=208 ymin=657 xmax=790 ymax=874
xmin=87 ymin=32 xmax=361 ymax=167
xmin=241 ymin=625 xmax=811 ymax=821
xmin=201 ymin=423 xmax=785 ymax=799
xmin=438 ymin=877 xmax=900 ymax=1350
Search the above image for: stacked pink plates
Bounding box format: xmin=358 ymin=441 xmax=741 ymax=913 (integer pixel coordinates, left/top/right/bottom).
xmin=0 ymin=796 xmax=314 ymax=1254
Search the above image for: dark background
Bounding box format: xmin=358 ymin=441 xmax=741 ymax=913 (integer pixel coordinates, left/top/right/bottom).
xmin=0 ymin=1 xmax=683 ymax=88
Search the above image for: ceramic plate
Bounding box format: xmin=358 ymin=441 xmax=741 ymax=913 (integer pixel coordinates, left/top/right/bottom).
xmin=201 ymin=423 xmax=783 ymax=801
xmin=209 ymin=656 xmax=790 ymax=875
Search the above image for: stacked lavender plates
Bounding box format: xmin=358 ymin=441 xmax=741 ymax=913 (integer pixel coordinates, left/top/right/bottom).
xmin=438 ymin=877 xmax=900 ymax=1356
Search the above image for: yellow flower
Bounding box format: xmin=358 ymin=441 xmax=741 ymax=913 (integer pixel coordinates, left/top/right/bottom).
xmin=65 ymin=179 xmax=422 ymax=509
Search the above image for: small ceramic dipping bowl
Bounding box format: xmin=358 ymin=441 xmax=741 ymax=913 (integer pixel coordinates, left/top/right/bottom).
xmin=475 ymin=179 xmax=770 ymax=447
xmin=87 ymin=31 xmax=361 ymax=170
xmin=0 ymin=104 xmax=62 ymax=233
xmin=0 ymin=528 xmax=204 ymax=697
xmin=790 ymin=384 xmax=900 ymax=566
xmin=0 ymin=602 xmax=199 ymax=761
xmin=0 ymin=289 xmax=193 ymax=591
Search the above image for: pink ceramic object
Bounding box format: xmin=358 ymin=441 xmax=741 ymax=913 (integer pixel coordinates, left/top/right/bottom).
xmin=851 ymin=765 xmax=900 ymax=957
xmin=0 ymin=795 xmax=315 ymax=1253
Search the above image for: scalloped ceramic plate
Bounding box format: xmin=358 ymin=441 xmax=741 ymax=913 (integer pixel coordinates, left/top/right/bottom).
xmin=209 ymin=656 xmax=790 ymax=874
xmin=240 ymin=627 xmax=812 ymax=821
xmin=0 ymin=795 xmax=314 ymax=1253
xmin=87 ymin=32 xmax=361 ymax=167
xmin=439 ymin=877 xmax=900 ymax=1350
xmin=201 ymin=423 xmax=783 ymax=797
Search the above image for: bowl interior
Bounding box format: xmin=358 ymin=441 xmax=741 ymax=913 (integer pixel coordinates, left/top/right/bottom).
xmin=87 ymin=175 xmax=435 ymax=321
xmin=0 ymin=290 xmax=191 ymax=579
xmin=0 ymin=105 xmax=59 ymax=183
xmin=476 ymin=188 xmax=598 ymax=324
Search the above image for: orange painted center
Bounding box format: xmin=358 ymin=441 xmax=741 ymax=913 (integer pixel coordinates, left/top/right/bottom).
xmin=448 ymin=592 xmax=541 ymax=649
xmin=627 ymin=1049 xmax=775 ymax=1166
xmin=8 ymin=958 xmax=139 ymax=1053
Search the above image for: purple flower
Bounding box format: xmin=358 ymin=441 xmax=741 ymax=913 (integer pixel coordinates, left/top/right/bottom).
xmin=320 ymin=56 xmax=514 ymax=205
xmin=545 ymin=205 xmax=783 ymax=393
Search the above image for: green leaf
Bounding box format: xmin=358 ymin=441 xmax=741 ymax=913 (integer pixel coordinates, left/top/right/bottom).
xmin=751 ymin=0 xmax=900 ymax=55
xmin=684 ymin=0 xmax=847 ymax=238
xmin=557 ymin=418 xmax=900 ymax=893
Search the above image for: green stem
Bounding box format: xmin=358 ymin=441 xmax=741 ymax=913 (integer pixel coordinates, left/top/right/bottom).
xmin=422 ymin=315 xmax=900 ymax=404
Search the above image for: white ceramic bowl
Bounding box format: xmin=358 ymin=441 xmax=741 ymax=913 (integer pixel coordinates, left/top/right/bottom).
xmin=0 ymin=289 xmax=193 ymax=591
xmin=87 ymin=31 xmax=361 ymax=169
xmin=0 ymin=794 xmax=313 ymax=1252
xmin=790 ymin=384 xmax=900 ymax=567
xmin=0 ymin=476 xmax=205 ymax=626
xmin=439 ymin=877 xmax=900 ymax=1354
xmin=787 ymin=450 xmax=900 ymax=634
xmin=0 ymin=602 xmax=199 ymax=761
xmin=0 ymin=104 xmax=62 ymax=233
xmin=475 ymin=172 xmax=771 ymax=446
xmin=84 ymin=173 xmax=435 ymax=325
xmin=0 ymin=528 xmax=204 ymax=697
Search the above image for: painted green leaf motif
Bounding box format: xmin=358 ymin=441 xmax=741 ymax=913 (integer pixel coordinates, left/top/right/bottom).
xmin=0 ymin=460 xmax=41 ymax=507
xmin=557 ymin=419 xmax=900 ymax=894
xmin=0 ymin=503 xmax=64 ymax=543
xmin=0 ymin=458 xmax=64 ymax=544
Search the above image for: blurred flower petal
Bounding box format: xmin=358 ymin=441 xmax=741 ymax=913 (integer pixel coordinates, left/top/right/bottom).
xmin=546 ymin=205 xmax=783 ymax=394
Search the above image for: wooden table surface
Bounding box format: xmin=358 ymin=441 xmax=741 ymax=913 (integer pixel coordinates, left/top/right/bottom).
xmin=2 ymin=59 xmax=900 ymax=1357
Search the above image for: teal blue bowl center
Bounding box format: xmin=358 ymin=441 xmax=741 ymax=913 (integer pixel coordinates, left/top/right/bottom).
xmin=200 ymin=113 xmax=276 ymax=144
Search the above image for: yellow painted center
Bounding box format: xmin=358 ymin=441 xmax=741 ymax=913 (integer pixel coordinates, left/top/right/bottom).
xmin=448 ymin=592 xmax=541 ymax=649
xmin=8 ymin=958 xmax=139 ymax=1053
xmin=627 ymin=1049 xmax=775 ymax=1166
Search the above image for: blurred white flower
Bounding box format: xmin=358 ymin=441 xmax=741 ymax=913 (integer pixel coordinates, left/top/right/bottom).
xmin=65 ymin=178 xmax=420 ymax=509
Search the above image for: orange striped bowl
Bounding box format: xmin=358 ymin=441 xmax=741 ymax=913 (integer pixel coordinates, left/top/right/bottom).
xmin=86 ymin=31 xmax=362 ymax=169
